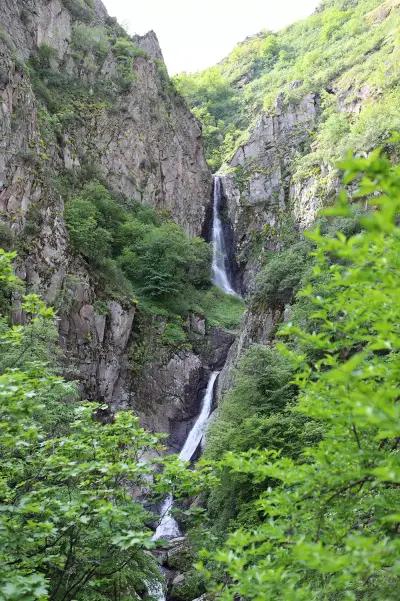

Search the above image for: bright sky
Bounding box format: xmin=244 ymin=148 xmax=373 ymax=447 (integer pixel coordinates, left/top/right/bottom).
xmin=102 ymin=0 xmax=320 ymax=74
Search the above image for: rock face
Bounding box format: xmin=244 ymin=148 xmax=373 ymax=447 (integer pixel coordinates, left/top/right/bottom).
xmin=219 ymin=92 xmax=321 ymax=291
xmin=0 ymin=1 xmax=211 ymax=238
xmin=131 ymin=323 xmax=235 ymax=449
xmin=214 ymin=92 xmax=327 ymax=401
xmin=0 ymin=0 xmax=218 ymax=442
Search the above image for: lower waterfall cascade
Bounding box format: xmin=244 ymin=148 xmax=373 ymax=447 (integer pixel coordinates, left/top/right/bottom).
xmin=153 ymin=370 xmax=220 ymax=542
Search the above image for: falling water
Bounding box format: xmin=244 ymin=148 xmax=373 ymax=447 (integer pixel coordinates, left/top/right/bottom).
xmin=211 ymin=176 xmax=236 ymax=295
xmin=146 ymin=579 xmax=166 ymax=601
xmin=153 ymin=371 xmax=220 ymax=541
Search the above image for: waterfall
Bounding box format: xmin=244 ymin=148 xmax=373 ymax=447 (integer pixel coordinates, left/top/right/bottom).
xmin=153 ymin=371 xmax=220 ymax=541
xmin=146 ymin=579 xmax=166 ymax=601
xmin=211 ymin=176 xmax=236 ymax=295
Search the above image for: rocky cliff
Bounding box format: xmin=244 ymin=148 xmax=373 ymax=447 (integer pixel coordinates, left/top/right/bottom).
xmin=0 ymin=0 xmax=227 ymax=444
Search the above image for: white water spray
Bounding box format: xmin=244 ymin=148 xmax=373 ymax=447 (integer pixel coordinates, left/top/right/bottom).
xmin=211 ymin=176 xmax=236 ymax=295
xmin=153 ymin=371 xmax=219 ymax=541
xmin=146 ymin=579 xmax=166 ymax=601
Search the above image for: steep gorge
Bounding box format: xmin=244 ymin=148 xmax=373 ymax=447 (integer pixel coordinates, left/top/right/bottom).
xmin=0 ymin=0 xmax=238 ymax=456
xmin=1 ymin=1 xmax=400 ymax=600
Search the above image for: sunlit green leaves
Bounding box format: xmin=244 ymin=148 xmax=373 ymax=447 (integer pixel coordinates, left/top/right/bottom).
xmin=200 ymin=150 xmax=400 ymax=599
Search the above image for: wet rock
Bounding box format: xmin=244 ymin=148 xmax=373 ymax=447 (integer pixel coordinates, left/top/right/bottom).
xmin=133 ymin=351 xmax=206 ymax=448
xmin=172 ymin=573 xmax=185 ymax=587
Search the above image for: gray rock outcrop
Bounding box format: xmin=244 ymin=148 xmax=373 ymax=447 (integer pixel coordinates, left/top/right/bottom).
xmin=0 ymin=0 xmax=215 ymax=442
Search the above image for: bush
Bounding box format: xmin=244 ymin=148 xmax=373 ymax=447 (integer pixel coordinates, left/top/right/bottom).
xmin=117 ymin=221 xmax=210 ymax=302
xmin=71 ymin=23 xmax=110 ymax=61
xmin=205 ymin=344 xmax=320 ymax=531
xmin=112 ymin=38 xmax=147 ymax=90
xmin=64 ymin=195 xmax=112 ymax=263
xmin=253 ymin=239 xmax=311 ymax=310
xmin=0 ymin=223 xmax=14 ymax=250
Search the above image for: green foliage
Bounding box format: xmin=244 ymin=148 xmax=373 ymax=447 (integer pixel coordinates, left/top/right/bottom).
xmin=71 ymin=23 xmax=110 ymax=61
xmin=176 ymin=0 xmax=400 ymax=170
xmin=64 ymin=180 xmax=212 ymax=319
xmin=174 ymin=67 xmax=242 ymax=171
xmin=195 ymin=286 xmax=244 ymax=330
xmin=0 ymin=250 xmax=184 ymax=601
xmin=170 ymin=571 xmax=205 ymax=601
xmin=198 ymin=151 xmax=400 ymax=599
xmin=252 ymin=239 xmax=312 ymax=310
xmin=160 ymin=319 xmax=190 ymax=350
xmin=0 ymin=249 xmax=20 ymax=314
xmin=64 ymin=194 xmax=112 ymax=263
xmin=112 ymin=37 xmax=146 ymax=90
xmin=27 ymin=45 xmax=113 ymax=120
xmin=205 ymin=345 xmax=320 ymax=532
xmin=0 ymin=223 xmax=14 ymax=251
xmin=118 ymin=221 xmax=210 ymax=302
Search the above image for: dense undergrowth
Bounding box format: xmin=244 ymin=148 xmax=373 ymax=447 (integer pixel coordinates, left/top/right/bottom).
xmin=175 ymin=150 xmax=400 ymax=600
xmin=175 ymin=0 xmax=400 ymax=171
xmin=0 ymin=250 xmax=189 ymax=601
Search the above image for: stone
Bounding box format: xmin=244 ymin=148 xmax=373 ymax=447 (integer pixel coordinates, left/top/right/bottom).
xmin=166 ymin=539 xmax=194 ymax=572
xmin=0 ymin=0 xmax=212 ymax=440
xmin=172 ymin=573 xmax=185 ymax=587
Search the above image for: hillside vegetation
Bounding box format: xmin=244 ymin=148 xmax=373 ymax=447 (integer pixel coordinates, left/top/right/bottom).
xmin=191 ymin=150 xmax=400 ymax=601
xmin=175 ymin=0 xmax=400 ymax=171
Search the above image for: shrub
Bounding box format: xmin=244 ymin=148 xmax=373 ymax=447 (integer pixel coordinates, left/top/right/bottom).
xmin=64 ymin=195 xmax=112 ymax=263
xmin=112 ymin=38 xmax=147 ymax=90
xmin=118 ymin=222 xmax=210 ymax=301
xmin=0 ymin=223 xmax=14 ymax=250
xmin=71 ymin=23 xmax=110 ymax=61
xmin=253 ymin=239 xmax=311 ymax=310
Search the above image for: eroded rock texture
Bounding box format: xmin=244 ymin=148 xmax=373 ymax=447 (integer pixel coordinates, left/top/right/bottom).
xmin=0 ymin=0 xmax=217 ymax=441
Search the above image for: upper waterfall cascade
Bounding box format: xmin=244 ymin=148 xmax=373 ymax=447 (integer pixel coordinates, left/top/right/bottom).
xmin=153 ymin=371 xmax=220 ymax=541
xmin=211 ymin=176 xmax=237 ymax=295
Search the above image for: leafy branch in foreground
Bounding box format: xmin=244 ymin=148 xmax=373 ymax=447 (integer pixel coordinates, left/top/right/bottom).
xmin=198 ymin=150 xmax=400 ymax=600
xmin=0 ymin=251 xmax=188 ymax=601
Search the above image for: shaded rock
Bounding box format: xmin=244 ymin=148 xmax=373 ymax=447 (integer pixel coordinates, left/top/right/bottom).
xmin=132 ymin=350 xmax=207 ymax=448
xmin=166 ymin=539 xmax=194 ymax=572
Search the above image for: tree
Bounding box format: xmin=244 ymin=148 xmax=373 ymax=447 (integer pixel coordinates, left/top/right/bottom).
xmin=0 ymin=250 xmax=174 ymax=601
xmin=199 ymin=150 xmax=400 ymax=600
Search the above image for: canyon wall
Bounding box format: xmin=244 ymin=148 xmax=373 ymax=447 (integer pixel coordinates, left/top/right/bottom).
xmin=0 ymin=0 xmax=230 ymax=444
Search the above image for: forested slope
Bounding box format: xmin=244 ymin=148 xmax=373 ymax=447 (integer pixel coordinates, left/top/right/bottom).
xmin=175 ymin=0 xmax=400 ymax=172
xmin=168 ymin=2 xmax=400 ymax=600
